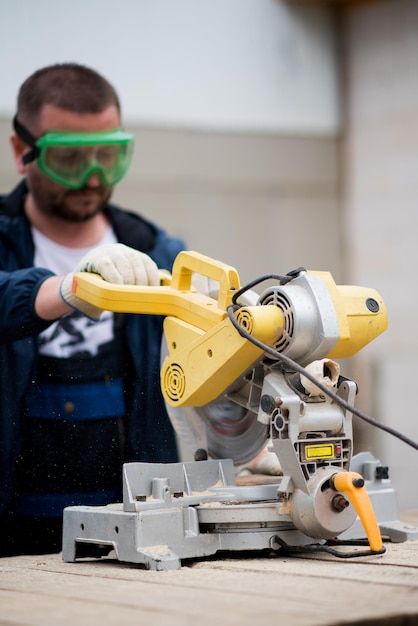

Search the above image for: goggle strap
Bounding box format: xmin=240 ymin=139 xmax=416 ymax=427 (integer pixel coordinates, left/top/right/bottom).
xmin=13 ymin=115 xmax=40 ymax=164
xmin=22 ymin=147 xmax=40 ymax=165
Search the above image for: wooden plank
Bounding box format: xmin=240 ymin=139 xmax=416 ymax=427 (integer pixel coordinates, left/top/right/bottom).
xmin=1 ymin=540 xmax=417 ymax=626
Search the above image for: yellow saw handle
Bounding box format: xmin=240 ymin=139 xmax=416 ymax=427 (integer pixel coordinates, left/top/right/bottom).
xmin=71 ymin=251 xmax=284 ymax=406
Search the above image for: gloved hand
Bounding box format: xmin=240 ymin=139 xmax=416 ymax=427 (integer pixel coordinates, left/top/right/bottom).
xmin=60 ymin=243 xmax=160 ymax=320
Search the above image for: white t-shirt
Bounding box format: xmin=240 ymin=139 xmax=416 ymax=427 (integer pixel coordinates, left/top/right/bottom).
xmin=32 ymin=227 xmax=118 ymax=359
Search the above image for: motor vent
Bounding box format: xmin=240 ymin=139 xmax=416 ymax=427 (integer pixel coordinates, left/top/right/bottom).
xmin=235 ymin=308 xmax=255 ymax=336
xmin=163 ymin=363 xmax=186 ymax=402
xmin=259 ymin=288 xmax=294 ymax=354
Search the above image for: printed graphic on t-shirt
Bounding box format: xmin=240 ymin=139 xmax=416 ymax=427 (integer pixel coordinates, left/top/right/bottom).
xmin=39 ymin=310 xmax=114 ymax=358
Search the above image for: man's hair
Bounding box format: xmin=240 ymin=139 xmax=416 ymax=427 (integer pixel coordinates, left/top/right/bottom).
xmin=16 ymin=63 xmax=121 ymax=128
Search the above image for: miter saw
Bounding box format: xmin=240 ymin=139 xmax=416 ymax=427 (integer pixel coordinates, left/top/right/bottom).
xmin=62 ymin=251 xmax=418 ymax=570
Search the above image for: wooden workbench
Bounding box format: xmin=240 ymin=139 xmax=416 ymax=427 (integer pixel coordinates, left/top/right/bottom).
xmin=1 ymin=513 xmax=418 ymax=626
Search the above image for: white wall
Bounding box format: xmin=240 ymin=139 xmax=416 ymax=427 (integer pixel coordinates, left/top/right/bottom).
xmin=0 ymin=0 xmax=339 ymax=134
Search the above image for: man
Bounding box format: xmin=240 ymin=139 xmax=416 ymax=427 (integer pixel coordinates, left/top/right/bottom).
xmin=0 ymin=63 xmax=184 ymax=556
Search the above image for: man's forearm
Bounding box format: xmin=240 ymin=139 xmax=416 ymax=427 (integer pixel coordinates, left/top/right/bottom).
xmin=35 ymin=275 xmax=72 ymax=320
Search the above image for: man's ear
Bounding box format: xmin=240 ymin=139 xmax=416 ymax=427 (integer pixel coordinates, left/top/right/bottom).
xmin=10 ymin=132 xmax=29 ymax=175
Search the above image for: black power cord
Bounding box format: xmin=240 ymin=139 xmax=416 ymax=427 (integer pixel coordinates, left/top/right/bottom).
xmin=227 ymin=274 xmax=418 ymax=453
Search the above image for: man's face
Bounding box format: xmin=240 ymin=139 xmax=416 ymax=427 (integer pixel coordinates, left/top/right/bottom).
xmin=23 ymin=104 xmax=121 ymax=223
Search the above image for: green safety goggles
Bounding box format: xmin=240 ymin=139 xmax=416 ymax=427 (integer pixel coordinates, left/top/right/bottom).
xmin=13 ymin=116 xmax=134 ymax=189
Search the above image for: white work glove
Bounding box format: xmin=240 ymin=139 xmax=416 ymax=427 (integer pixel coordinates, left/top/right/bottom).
xmin=60 ymin=243 xmax=160 ymax=320
xmin=236 ymin=447 xmax=283 ymax=477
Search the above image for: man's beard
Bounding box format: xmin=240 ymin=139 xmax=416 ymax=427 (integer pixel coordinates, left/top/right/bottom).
xmin=37 ymin=193 xmax=110 ymax=222
xmin=28 ymin=170 xmax=113 ymax=223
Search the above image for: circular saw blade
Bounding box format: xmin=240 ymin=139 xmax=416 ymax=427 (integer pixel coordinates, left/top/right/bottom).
xmin=196 ymin=402 xmax=267 ymax=464
xmin=165 ymin=400 xmax=267 ymax=465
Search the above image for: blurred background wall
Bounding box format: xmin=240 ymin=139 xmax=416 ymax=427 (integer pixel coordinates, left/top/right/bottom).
xmin=0 ymin=0 xmax=417 ymax=511
xmin=340 ymin=0 xmax=418 ymax=514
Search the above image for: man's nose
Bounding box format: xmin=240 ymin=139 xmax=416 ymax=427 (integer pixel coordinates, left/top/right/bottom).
xmin=85 ymin=170 xmax=104 ymax=187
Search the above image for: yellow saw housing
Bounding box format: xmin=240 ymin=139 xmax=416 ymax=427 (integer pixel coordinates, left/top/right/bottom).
xmin=71 ymin=251 xmax=388 ymax=407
